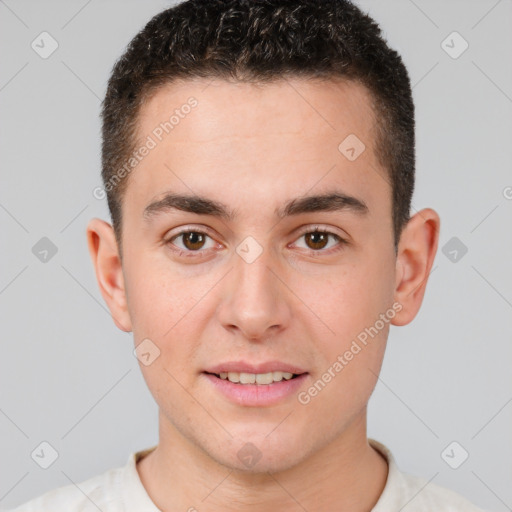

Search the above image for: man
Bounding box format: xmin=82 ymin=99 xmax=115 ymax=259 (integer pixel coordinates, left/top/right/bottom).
xmin=11 ymin=0 xmax=486 ymax=510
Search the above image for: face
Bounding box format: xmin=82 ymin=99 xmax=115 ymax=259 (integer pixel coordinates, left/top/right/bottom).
xmin=93 ymin=77 xmax=412 ymax=473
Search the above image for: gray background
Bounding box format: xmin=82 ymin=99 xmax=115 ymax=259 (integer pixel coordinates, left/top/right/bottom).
xmin=1 ymin=0 xmax=511 ymax=510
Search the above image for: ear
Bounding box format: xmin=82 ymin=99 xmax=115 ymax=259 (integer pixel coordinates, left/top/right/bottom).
xmin=391 ymin=208 xmax=440 ymax=326
xmin=86 ymin=218 xmax=132 ymax=332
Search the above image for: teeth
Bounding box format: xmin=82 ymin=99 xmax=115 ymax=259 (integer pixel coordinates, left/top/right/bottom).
xmin=239 ymin=372 xmax=256 ymax=384
xmin=217 ymin=371 xmax=296 ymax=384
xmin=272 ymin=371 xmax=283 ymax=382
xmin=227 ymin=372 xmax=240 ymax=383
xmin=256 ymin=372 xmax=273 ymax=384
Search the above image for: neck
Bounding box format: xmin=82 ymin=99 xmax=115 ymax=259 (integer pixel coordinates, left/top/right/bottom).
xmin=137 ymin=410 xmax=388 ymax=512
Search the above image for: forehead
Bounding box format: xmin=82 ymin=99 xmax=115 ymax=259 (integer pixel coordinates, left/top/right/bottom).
xmin=124 ymin=76 xmax=387 ymax=224
xmin=137 ymin=76 xmax=377 ymax=145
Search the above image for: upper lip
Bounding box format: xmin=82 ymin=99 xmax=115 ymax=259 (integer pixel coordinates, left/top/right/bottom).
xmin=204 ymin=361 xmax=308 ymax=375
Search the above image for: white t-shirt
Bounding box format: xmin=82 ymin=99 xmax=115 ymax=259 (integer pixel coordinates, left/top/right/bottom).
xmin=8 ymin=439 xmax=487 ymax=511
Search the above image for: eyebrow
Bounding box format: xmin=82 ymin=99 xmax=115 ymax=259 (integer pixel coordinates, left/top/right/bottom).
xmin=143 ymin=190 xmax=369 ymax=222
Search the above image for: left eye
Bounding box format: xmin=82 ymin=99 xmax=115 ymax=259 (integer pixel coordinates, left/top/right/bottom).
xmin=293 ymin=229 xmax=343 ymax=252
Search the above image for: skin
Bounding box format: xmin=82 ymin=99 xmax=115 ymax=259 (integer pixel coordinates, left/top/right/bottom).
xmin=87 ymin=77 xmax=439 ymax=511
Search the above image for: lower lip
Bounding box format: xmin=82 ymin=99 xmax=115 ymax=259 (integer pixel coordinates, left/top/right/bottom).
xmin=203 ymin=373 xmax=308 ymax=407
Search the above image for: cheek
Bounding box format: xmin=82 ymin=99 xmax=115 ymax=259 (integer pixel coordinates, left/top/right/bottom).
xmin=123 ymin=267 xmax=202 ymax=397
xmin=299 ymin=253 xmax=394 ymax=393
xmin=317 ymin=259 xmax=393 ymax=408
xmin=124 ymin=255 xmax=200 ymax=339
xmin=300 ymin=320 xmax=388 ymax=429
xmin=299 ymin=261 xmax=393 ymax=341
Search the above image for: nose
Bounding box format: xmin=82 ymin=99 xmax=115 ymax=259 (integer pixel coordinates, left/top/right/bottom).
xmin=217 ymin=246 xmax=291 ymax=342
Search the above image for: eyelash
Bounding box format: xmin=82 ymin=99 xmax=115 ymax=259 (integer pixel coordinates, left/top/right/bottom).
xmin=165 ymin=225 xmax=347 ymax=258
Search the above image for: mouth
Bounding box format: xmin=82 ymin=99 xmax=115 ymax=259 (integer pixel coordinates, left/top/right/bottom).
xmin=202 ymin=363 xmax=309 ymax=406
xmin=204 ymin=370 xmax=303 ymax=385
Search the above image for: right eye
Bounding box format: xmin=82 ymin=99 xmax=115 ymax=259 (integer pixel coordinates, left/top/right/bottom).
xmin=165 ymin=228 xmax=221 ymax=258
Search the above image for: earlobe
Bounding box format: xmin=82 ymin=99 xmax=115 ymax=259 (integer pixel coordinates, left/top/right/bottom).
xmin=86 ymin=218 xmax=132 ymax=332
xmin=391 ymin=208 xmax=440 ymax=327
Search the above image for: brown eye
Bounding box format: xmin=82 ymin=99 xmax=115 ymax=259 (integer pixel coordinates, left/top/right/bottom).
xmin=181 ymin=232 xmax=206 ymax=250
xmin=167 ymin=230 xmax=216 ymax=254
xmin=304 ymin=231 xmax=330 ymax=250
xmin=292 ymin=228 xmax=346 ymax=254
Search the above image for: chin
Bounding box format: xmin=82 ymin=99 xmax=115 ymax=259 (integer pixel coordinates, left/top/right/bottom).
xmin=206 ymin=429 xmax=313 ymax=475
